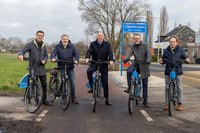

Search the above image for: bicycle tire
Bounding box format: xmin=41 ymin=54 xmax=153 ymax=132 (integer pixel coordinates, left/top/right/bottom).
xmin=60 ymin=79 xmax=71 ymax=110
xmin=24 ymin=82 xmax=43 ymax=113
xmin=93 ymin=81 xmax=99 ymax=113
xmin=128 ymin=80 xmax=136 ymax=115
xmin=168 ymin=82 xmax=175 ymax=116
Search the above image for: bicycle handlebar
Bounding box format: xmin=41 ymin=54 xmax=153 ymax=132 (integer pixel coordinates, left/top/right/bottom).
xmin=90 ymin=60 xmax=109 ymax=65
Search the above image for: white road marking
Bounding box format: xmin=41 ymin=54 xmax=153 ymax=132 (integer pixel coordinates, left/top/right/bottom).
xmin=140 ymin=110 xmax=154 ymax=122
xmin=35 ymin=109 xmax=48 ymax=122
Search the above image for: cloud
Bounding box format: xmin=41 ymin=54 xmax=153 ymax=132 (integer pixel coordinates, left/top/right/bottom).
xmin=0 ymin=0 xmax=87 ymax=43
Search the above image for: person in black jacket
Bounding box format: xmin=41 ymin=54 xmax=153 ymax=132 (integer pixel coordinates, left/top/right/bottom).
xmin=18 ymin=30 xmax=49 ymax=105
xmin=50 ymin=34 xmax=79 ymax=104
xmin=85 ymin=32 xmax=114 ymax=106
xmin=160 ymin=36 xmax=190 ymax=111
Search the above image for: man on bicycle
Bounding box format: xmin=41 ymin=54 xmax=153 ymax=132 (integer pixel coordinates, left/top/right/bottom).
xmin=50 ymin=34 xmax=79 ymax=104
xmin=18 ymin=30 xmax=49 ymax=105
xmin=85 ymin=32 xmax=114 ymax=106
xmin=160 ymin=36 xmax=190 ymax=111
xmin=123 ymin=34 xmax=151 ymax=108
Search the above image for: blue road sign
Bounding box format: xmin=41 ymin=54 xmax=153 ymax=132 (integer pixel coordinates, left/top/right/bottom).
xmin=123 ymin=22 xmax=147 ymax=33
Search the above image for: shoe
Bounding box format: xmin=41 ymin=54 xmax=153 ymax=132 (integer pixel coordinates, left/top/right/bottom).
xmin=124 ymin=89 xmax=129 ymax=93
xmin=43 ymin=100 xmax=51 ymax=106
xmin=87 ymin=88 xmax=93 ymax=93
xmin=177 ymin=104 xmax=183 ymax=111
xmin=163 ymin=104 xmax=168 ymax=110
xmin=71 ymin=97 xmax=79 ymax=104
xmin=105 ymin=99 xmax=112 ymax=106
xmin=143 ymin=101 xmax=150 ymax=108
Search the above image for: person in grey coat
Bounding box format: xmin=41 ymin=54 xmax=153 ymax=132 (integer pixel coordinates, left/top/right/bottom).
xmin=123 ymin=34 xmax=151 ymax=108
xmin=18 ymin=30 xmax=49 ymax=105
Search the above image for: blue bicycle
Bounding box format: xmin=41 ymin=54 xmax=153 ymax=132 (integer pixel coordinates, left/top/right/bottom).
xmin=126 ymin=60 xmax=141 ymax=115
xmin=163 ymin=59 xmax=179 ymax=116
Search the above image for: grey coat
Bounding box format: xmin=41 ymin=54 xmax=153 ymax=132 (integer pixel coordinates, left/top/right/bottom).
xmin=19 ymin=39 xmax=48 ymax=76
xmin=125 ymin=43 xmax=151 ymax=78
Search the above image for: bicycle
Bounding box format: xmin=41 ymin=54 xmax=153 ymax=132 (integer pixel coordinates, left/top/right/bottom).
xmin=163 ymin=59 xmax=179 ymax=116
xmin=89 ymin=60 xmax=108 ymax=113
xmin=49 ymin=60 xmax=75 ymax=110
xmin=23 ymin=58 xmax=43 ymax=113
xmin=124 ymin=59 xmax=142 ymax=115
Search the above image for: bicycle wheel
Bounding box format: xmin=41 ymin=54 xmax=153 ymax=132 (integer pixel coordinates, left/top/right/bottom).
xmin=93 ymin=81 xmax=99 ymax=113
xmin=128 ymin=80 xmax=136 ymax=115
xmin=168 ymin=82 xmax=175 ymax=116
xmin=24 ymin=82 xmax=43 ymax=113
xmin=48 ymin=77 xmax=57 ymax=103
xmin=60 ymin=79 xmax=71 ymax=110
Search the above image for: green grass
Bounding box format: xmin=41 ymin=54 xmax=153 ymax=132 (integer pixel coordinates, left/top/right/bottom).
xmin=0 ymin=53 xmax=56 ymax=95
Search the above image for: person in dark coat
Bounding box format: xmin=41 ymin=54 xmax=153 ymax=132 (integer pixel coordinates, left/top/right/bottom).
xmin=18 ymin=30 xmax=49 ymax=105
xmin=85 ymin=32 xmax=114 ymax=106
xmin=50 ymin=34 xmax=79 ymax=104
xmin=123 ymin=34 xmax=151 ymax=108
xmin=160 ymin=36 xmax=190 ymax=111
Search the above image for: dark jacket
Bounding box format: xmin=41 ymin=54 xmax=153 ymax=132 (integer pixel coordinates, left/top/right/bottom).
xmin=18 ymin=39 xmax=48 ymax=76
xmin=125 ymin=43 xmax=151 ymax=78
xmin=86 ymin=40 xmax=113 ymax=73
xmin=161 ymin=45 xmax=187 ymax=76
xmin=50 ymin=41 xmax=79 ymax=69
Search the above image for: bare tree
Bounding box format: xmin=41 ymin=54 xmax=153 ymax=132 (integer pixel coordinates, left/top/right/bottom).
xmin=6 ymin=37 xmax=23 ymax=49
xmin=160 ymin=6 xmax=169 ymax=35
xmin=26 ymin=37 xmax=35 ymax=44
xmin=78 ymin=0 xmax=150 ymax=52
xmin=146 ymin=10 xmax=153 ymax=47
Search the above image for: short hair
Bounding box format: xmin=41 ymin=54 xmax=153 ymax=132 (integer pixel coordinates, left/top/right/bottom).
xmin=36 ymin=30 xmax=44 ymax=35
xmin=61 ymin=34 xmax=68 ymax=39
xmin=133 ymin=33 xmax=141 ymax=38
xmin=169 ymin=36 xmax=179 ymax=42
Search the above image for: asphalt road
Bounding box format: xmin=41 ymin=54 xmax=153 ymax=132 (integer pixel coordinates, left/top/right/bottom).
xmin=37 ymin=65 xmax=200 ymax=133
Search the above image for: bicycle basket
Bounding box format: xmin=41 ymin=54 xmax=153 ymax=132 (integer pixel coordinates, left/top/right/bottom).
xmin=18 ymin=73 xmax=29 ymax=89
xmin=50 ymin=69 xmax=58 ymax=75
xmin=170 ymin=71 xmax=176 ymax=80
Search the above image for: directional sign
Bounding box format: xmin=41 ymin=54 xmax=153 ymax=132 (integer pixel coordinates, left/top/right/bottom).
xmin=123 ymin=22 xmax=147 ymax=33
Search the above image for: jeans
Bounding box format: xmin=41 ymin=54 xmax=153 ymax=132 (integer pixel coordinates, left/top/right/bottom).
xmin=165 ymin=75 xmax=183 ymax=104
xmin=60 ymin=68 xmax=76 ymax=98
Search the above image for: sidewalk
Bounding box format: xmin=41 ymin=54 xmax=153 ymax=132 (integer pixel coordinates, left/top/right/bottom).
xmin=109 ymin=71 xmax=200 ymax=124
xmin=151 ymin=62 xmax=200 ymax=68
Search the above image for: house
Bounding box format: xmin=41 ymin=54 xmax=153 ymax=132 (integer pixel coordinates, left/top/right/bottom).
xmin=153 ymin=24 xmax=196 ymax=56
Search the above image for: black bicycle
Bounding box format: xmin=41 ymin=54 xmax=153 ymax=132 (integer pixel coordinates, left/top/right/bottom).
xmin=49 ymin=60 xmax=75 ymax=110
xmin=163 ymin=59 xmax=179 ymax=116
xmin=23 ymin=58 xmax=43 ymax=113
xmin=89 ymin=60 xmax=108 ymax=112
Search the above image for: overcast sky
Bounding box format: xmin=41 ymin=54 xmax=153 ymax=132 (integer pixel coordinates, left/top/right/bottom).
xmin=0 ymin=0 xmax=200 ymax=44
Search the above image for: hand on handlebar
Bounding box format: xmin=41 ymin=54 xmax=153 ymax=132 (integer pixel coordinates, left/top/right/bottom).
xmin=18 ymin=55 xmax=24 ymax=61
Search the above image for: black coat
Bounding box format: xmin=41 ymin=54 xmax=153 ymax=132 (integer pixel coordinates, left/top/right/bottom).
xmin=86 ymin=40 xmax=113 ymax=73
xmin=161 ymin=45 xmax=188 ymax=76
xmin=19 ymin=39 xmax=48 ymax=76
xmin=50 ymin=41 xmax=79 ymax=69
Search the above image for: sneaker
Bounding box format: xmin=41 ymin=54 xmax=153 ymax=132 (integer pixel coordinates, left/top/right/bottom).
xmin=163 ymin=104 xmax=168 ymax=110
xmin=177 ymin=104 xmax=183 ymax=111
xmin=43 ymin=100 xmax=51 ymax=106
xmin=71 ymin=97 xmax=79 ymax=104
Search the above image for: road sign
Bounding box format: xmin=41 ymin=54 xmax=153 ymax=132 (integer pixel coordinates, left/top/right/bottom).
xmin=123 ymin=22 xmax=147 ymax=33
xmin=157 ymin=44 xmax=160 ymax=49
